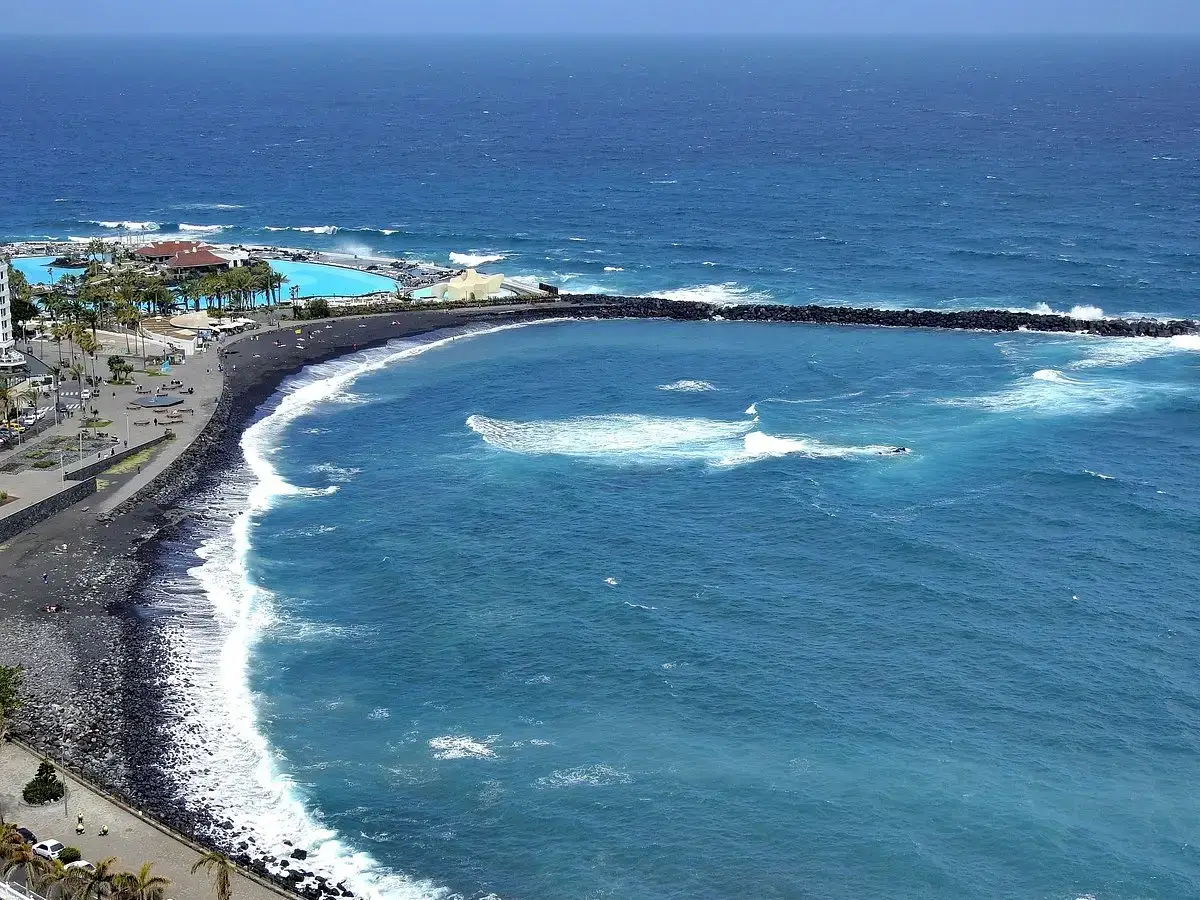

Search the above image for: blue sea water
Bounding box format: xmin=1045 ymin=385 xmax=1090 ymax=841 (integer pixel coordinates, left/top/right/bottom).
xmin=2 ymin=37 xmax=1198 ymax=316
xmin=7 ymin=35 xmax=1200 ymax=900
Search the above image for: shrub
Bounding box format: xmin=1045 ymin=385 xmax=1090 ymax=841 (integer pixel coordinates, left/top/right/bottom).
xmin=23 ymin=761 xmax=65 ymax=804
xmin=299 ymin=298 xmax=331 ymax=320
xmin=58 ymin=847 xmax=81 ymax=864
xmin=32 ymin=459 xmax=57 ymax=469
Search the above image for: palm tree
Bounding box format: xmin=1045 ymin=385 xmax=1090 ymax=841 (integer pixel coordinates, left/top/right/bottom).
xmin=76 ymin=332 xmax=100 ymax=389
xmin=67 ymin=361 xmax=87 ymax=401
xmin=50 ymin=323 xmax=69 ymax=364
xmin=1 ymin=838 xmax=46 ymax=887
xmin=111 ymin=863 xmax=169 ymax=900
xmin=70 ymin=857 xmax=120 ymax=900
xmin=190 ymin=851 xmax=234 ymax=900
xmin=0 ymin=386 xmax=14 ymax=425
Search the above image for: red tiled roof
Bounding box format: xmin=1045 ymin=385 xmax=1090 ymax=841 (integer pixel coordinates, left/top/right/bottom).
xmin=166 ymin=247 xmax=227 ymax=269
xmin=135 ymin=241 xmax=205 ymax=258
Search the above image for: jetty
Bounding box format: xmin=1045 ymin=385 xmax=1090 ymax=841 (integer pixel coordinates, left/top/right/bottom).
xmin=557 ymin=295 xmax=1199 ymax=339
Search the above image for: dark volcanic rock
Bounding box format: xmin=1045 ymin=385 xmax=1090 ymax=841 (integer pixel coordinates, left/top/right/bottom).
xmin=559 ymin=295 xmax=1199 ymax=338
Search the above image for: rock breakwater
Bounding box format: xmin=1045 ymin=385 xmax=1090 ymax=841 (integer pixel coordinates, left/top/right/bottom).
xmin=560 ymin=295 xmax=1198 ymax=338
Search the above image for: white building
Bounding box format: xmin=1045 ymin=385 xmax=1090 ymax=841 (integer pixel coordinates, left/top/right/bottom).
xmin=0 ymin=260 xmax=26 ymax=378
xmin=426 ymin=268 xmax=506 ymax=303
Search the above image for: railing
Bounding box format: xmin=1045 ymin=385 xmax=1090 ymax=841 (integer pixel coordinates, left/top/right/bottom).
xmin=0 ymin=880 xmax=50 ymax=900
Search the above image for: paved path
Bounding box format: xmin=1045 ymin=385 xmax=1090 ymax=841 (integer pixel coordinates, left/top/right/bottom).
xmin=0 ymin=742 xmax=287 ymax=900
xmin=0 ymin=336 xmax=225 ymax=520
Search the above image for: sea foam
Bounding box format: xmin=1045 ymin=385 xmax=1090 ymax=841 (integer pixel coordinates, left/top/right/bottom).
xmin=657 ymin=379 xmax=717 ymax=392
xmin=466 ymin=412 xmax=903 ymax=467
xmin=173 ymin=319 xmax=572 ymax=900
xmin=449 ymin=251 xmax=508 ymax=267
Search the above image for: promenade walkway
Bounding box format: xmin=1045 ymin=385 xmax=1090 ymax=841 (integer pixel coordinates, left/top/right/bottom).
xmin=0 ymin=338 xmax=225 ymax=524
xmin=0 ymin=742 xmax=287 ymax=900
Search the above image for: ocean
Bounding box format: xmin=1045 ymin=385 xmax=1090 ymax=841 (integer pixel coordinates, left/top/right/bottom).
xmin=6 ymin=35 xmax=1200 ymax=900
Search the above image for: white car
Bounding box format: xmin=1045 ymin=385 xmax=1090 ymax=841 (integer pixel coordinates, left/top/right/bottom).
xmin=64 ymin=861 xmax=95 ymax=873
xmin=80 ymin=389 xmax=92 ymax=400
xmin=33 ymin=840 xmax=64 ymax=860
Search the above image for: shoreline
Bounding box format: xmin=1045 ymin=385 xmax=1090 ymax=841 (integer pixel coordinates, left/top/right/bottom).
xmin=0 ymin=305 xmax=581 ymax=900
xmin=3 ymin=298 xmax=1197 ymax=898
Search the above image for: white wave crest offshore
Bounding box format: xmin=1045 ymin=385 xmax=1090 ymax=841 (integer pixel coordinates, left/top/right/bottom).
xmin=657 ymin=379 xmax=717 ymax=392
xmin=650 ymin=282 xmax=773 ymax=306
xmin=90 ymin=219 xmax=160 ymax=231
xmin=178 ymin=223 xmax=229 ymax=234
xmin=449 ymin=251 xmax=508 ymax=267
xmin=942 ymin=369 xmax=1153 ymax=416
xmin=175 ymin=320 xmax=570 ymax=900
xmin=466 ymin=413 xmax=904 ymax=467
xmin=265 ymin=225 xmax=339 ymax=234
xmin=1012 ymin=302 xmax=1107 ymax=320
xmin=1068 ymin=333 xmax=1200 ymax=370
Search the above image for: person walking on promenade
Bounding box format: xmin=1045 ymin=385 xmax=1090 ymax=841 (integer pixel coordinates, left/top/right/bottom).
xmin=42 ymin=572 xmax=48 ymax=585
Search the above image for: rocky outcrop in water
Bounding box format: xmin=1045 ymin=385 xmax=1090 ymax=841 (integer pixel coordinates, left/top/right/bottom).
xmin=559 ymin=295 xmax=1198 ymax=338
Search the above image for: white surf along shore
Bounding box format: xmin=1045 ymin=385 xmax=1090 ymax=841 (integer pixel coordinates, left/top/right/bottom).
xmin=157 ymin=320 xmax=570 ymax=900
xmin=148 ymin=317 xmax=1200 ymax=900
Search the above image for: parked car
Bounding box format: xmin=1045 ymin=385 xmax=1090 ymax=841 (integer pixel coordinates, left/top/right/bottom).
xmin=65 ymin=861 xmax=95 ymax=873
xmin=15 ymin=826 xmax=36 ymax=843
xmin=80 ymin=389 xmax=91 ymax=400
xmin=33 ymin=840 xmax=65 ymax=860
xmin=18 ymin=412 xmax=37 ymax=427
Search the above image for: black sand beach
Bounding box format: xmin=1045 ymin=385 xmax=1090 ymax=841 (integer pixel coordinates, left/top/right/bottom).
xmin=0 ymin=304 xmax=580 ymax=897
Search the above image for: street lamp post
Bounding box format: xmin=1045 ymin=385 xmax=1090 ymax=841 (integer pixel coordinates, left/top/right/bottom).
xmin=125 ymin=413 xmax=130 ymax=447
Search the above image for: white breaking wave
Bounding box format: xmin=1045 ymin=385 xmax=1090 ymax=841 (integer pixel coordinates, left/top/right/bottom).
xmin=178 ymin=223 xmax=228 ymax=234
xmin=266 ymin=225 xmax=339 ymax=234
xmin=91 ymin=219 xmax=160 ymax=231
xmin=449 ymin=251 xmax=508 ymax=267
xmin=657 ymin=379 xmax=717 ymax=392
xmin=1031 ymin=369 xmax=1088 ymax=385
xmin=1069 ymin=333 xmax=1200 ymax=370
xmin=651 ymin=282 xmax=772 ymax=306
xmin=603 ymin=266 xmax=625 ymax=272
xmin=429 ymin=735 xmax=497 ymax=760
xmin=176 ymin=320 xmax=570 ymax=900
xmin=1013 ymin=302 xmax=1107 ymax=320
xmin=466 ymin=413 xmax=903 ymax=467
xmin=942 ymin=370 xmax=1151 ymax=416
xmin=175 ymin=202 xmax=245 ymax=210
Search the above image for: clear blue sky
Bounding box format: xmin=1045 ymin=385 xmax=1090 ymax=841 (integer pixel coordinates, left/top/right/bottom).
xmin=3 ymin=0 xmax=1198 ymax=34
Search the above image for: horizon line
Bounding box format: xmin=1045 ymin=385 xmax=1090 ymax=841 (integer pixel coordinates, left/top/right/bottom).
xmin=3 ymin=30 xmax=1200 ymax=38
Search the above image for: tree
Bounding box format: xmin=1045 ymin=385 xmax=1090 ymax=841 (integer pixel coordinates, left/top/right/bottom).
xmin=112 ymin=863 xmax=169 ymax=900
xmin=76 ymin=332 xmax=100 ymax=388
xmin=190 ymin=851 xmax=234 ymax=900
xmin=68 ymin=362 xmax=87 ymax=398
xmin=22 ymin=761 xmax=65 ymax=805
xmin=107 ymin=355 xmax=130 ymax=383
xmin=0 ymin=835 xmax=45 ymax=885
xmin=73 ymin=857 xmax=121 ymax=900
xmin=303 ymin=298 xmax=330 ymax=320
xmin=0 ymin=664 xmax=22 ymax=742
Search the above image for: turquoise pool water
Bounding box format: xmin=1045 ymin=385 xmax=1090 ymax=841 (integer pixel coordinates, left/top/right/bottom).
xmin=10 ymin=255 xmax=86 ymax=286
xmin=269 ymin=260 xmax=398 ymax=299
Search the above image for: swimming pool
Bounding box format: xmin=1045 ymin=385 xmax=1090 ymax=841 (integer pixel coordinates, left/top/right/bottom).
xmin=269 ymin=260 xmax=398 ymax=299
xmin=10 ymin=256 xmax=87 ymax=286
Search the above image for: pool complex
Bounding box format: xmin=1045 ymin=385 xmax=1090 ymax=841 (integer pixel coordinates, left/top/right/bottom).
xmin=268 ymin=260 xmax=398 ymax=299
xmin=10 ymin=256 xmax=86 ymax=286
xmin=9 ymin=257 xmax=400 ymax=305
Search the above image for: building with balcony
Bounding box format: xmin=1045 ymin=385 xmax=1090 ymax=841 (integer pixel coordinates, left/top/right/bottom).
xmin=0 ymin=259 xmax=28 ymax=380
